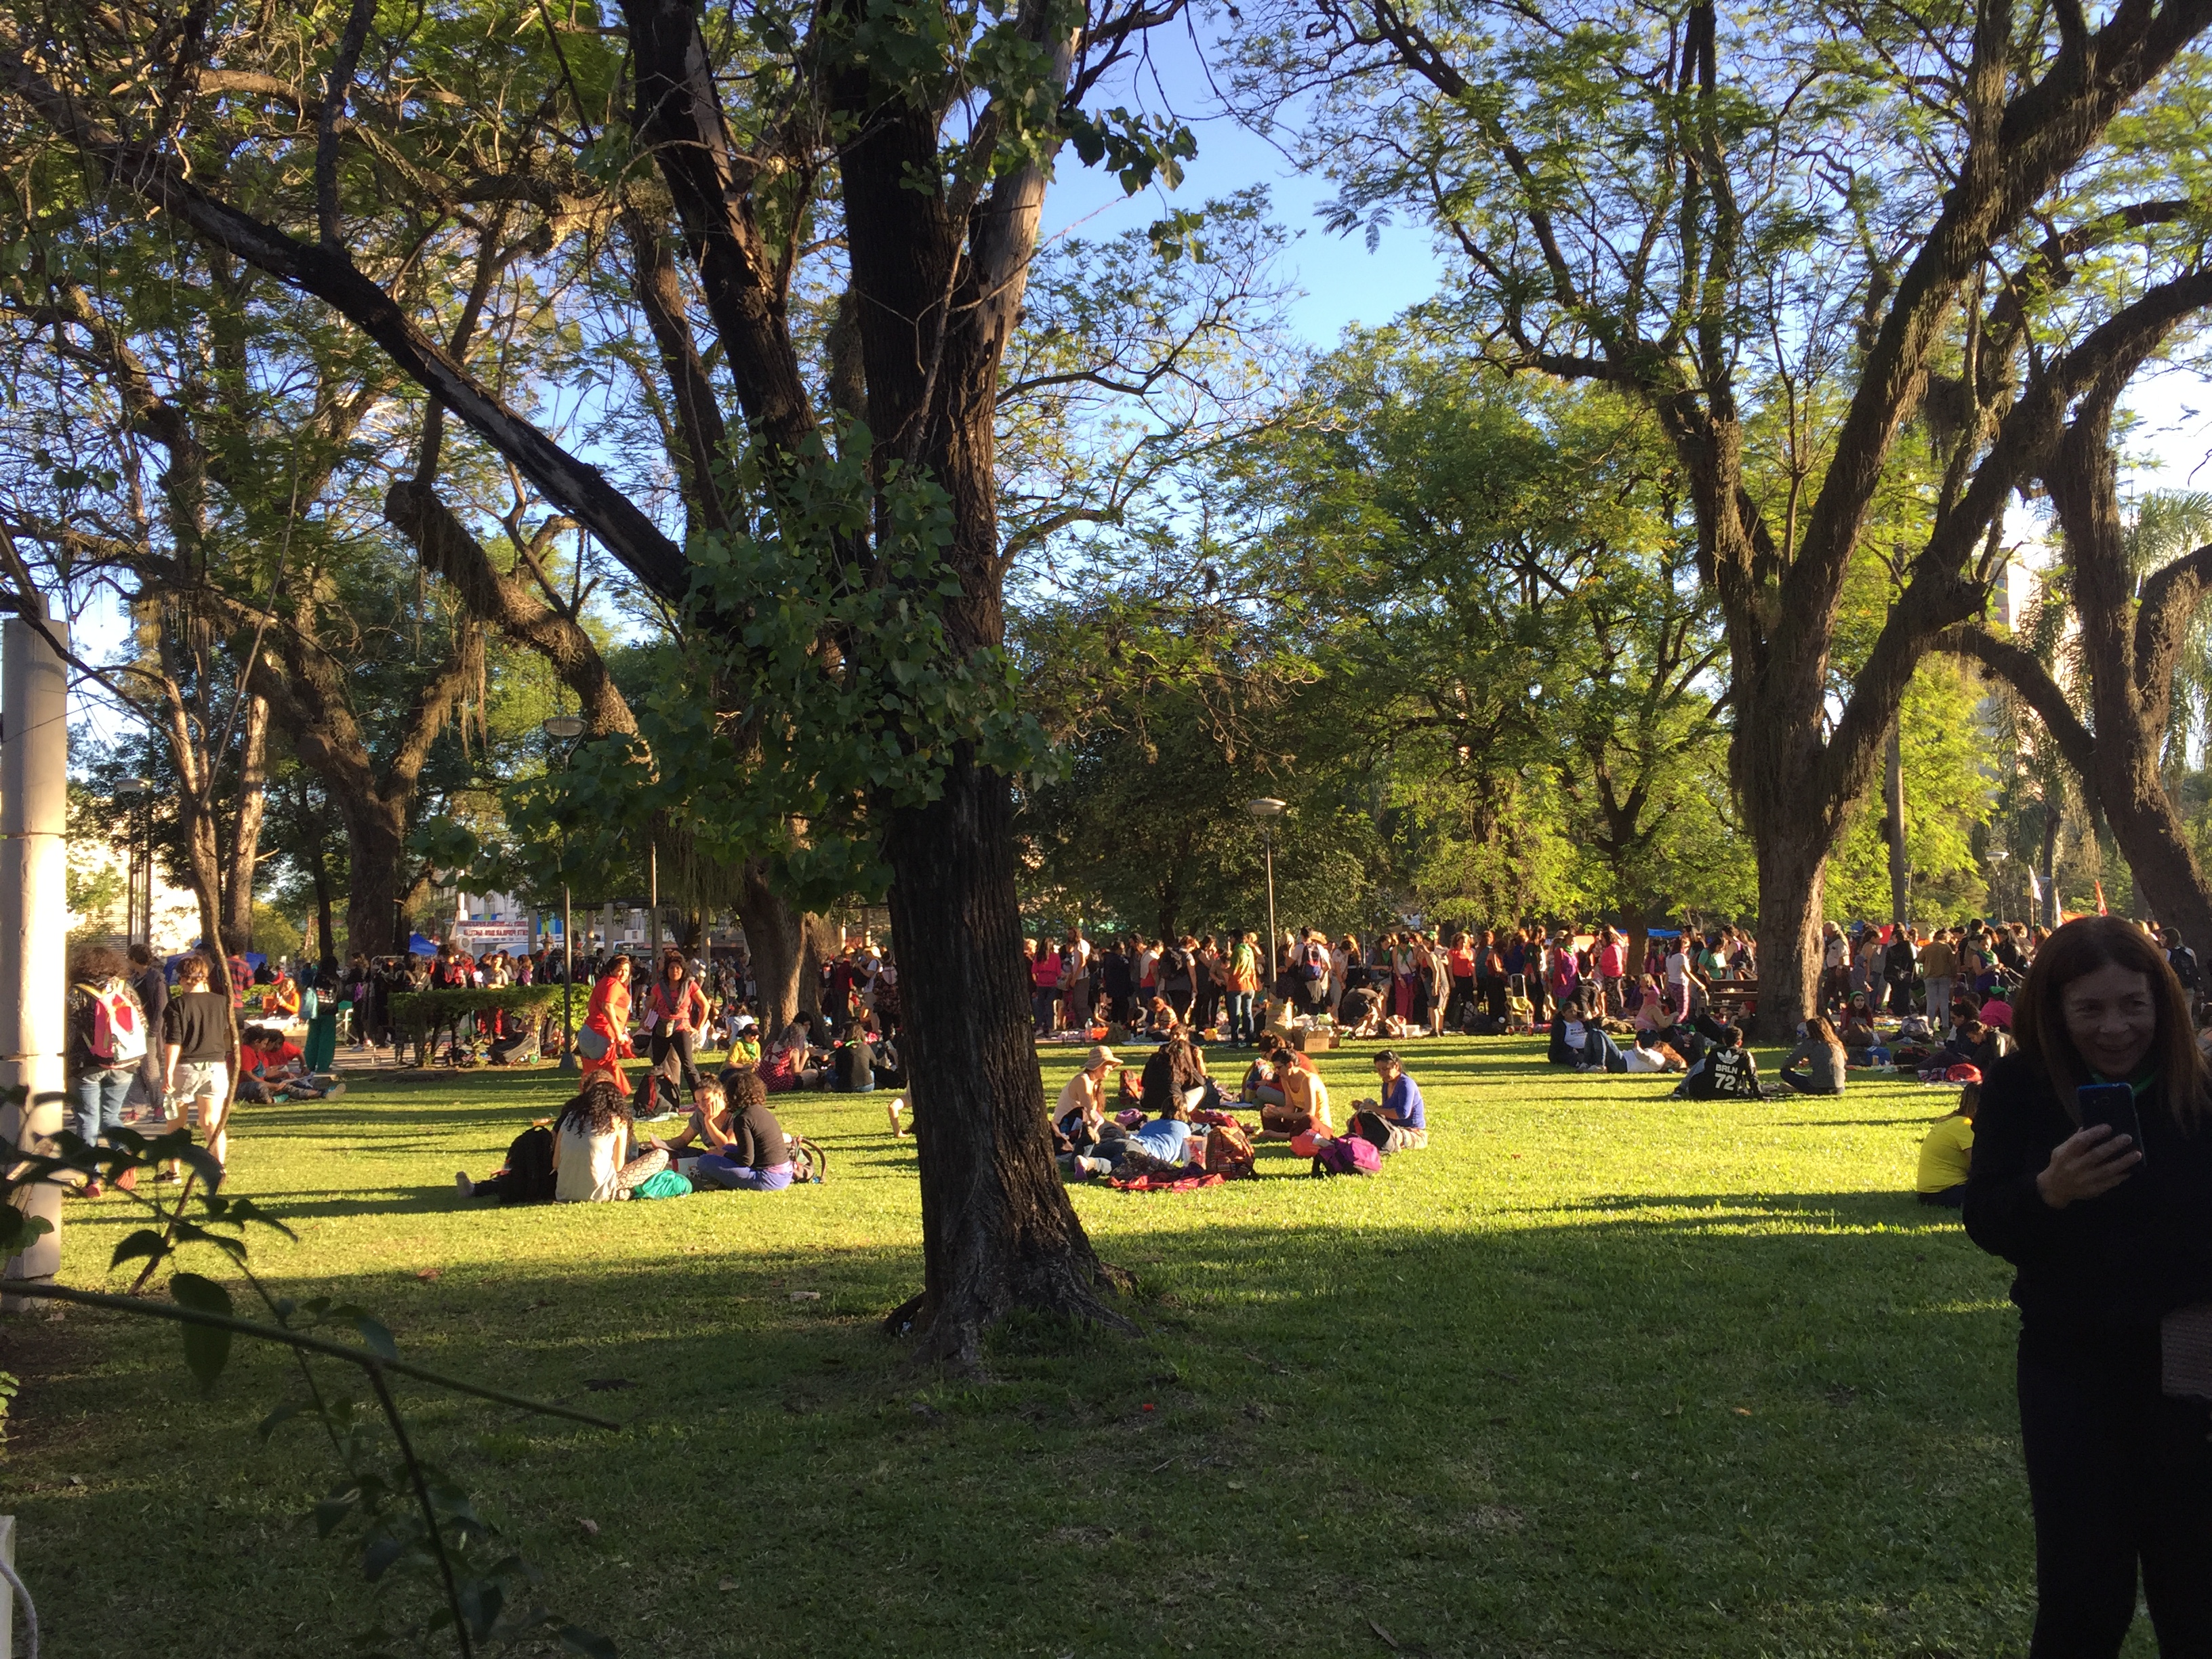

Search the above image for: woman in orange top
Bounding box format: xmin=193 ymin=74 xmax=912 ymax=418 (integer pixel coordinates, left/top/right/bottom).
xmin=580 ymin=957 xmax=637 ymax=1096
xmin=265 ymin=970 xmax=302 ymax=1021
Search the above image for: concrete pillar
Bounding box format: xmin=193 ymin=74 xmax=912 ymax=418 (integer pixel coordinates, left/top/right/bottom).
xmin=2 ymin=601 xmax=71 ymax=1307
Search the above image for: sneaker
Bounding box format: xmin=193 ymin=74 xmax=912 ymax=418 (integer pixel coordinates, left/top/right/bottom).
xmin=155 ymin=1169 xmax=182 ymax=1185
xmin=78 ymin=1179 xmax=103 ymax=1199
xmin=455 ymin=1172 xmax=474 ymax=1198
xmin=115 ymin=1166 xmax=138 ymax=1193
xmin=323 ymin=1080 xmax=346 ymax=1099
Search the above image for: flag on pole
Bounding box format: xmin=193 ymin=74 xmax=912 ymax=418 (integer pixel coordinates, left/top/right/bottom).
xmin=2095 ymin=880 xmax=2109 ymax=917
xmin=2026 ymin=869 xmax=2043 ymax=907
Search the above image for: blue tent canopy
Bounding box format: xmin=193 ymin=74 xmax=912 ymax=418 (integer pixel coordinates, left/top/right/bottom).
xmin=408 ymin=933 xmax=441 ymax=956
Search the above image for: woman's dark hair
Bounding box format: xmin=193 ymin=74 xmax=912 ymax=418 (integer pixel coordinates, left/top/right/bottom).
xmin=556 ymin=1081 xmax=632 ymax=1137
xmin=723 ymin=1067 xmax=767 ymax=1111
xmin=1803 ymin=1015 xmax=1840 ymax=1048
xmin=596 ymin=958 xmax=629 ymax=984
xmin=2015 ymin=916 xmax=2208 ymax=1127
xmin=661 ymin=951 xmax=686 ymax=982
xmin=70 ymin=944 xmax=128 ymax=982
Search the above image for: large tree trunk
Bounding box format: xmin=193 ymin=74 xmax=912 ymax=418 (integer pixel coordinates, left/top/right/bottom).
xmin=740 ymin=861 xmax=804 ymax=1031
xmin=220 ymin=690 xmax=269 ymax=949
xmin=1885 ymin=721 xmax=1910 ymax=926
xmin=2049 ymin=387 xmax=2212 ymax=954
xmin=796 ymin=912 xmax=838 ymax=1021
xmin=1750 ymin=830 xmax=1826 ymax=1043
xmin=882 ymin=748 xmax=1121 ymax=1365
xmin=337 ymin=793 xmax=410 ymax=958
xmin=1618 ymin=896 xmax=1650 ymax=994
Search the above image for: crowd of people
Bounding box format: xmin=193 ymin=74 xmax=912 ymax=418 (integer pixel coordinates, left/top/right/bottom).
xmin=58 ymin=901 xmax=2212 ymax=1647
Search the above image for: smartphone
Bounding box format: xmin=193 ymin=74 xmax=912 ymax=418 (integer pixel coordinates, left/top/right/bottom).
xmin=2077 ymin=1082 xmax=2146 ymax=1170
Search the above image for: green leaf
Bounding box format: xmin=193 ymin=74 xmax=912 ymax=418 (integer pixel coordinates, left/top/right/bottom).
xmin=316 ymin=1483 xmax=363 ymax=1538
xmin=257 ymin=1399 xmax=312 ymax=1443
xmin=167 ymin=1271 xmax=233 ymax=1395
xmin=354 ymin=1315 xmax=398 ymax=1360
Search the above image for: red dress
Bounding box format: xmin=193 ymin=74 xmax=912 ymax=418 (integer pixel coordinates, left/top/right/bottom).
xmin=581 ymin=977 xmax=635 ymax=1095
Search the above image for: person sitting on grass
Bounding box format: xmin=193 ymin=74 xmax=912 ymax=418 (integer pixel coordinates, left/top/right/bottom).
xmin=1914 ymin=1081 xmax=1979 ymax=1208
xmin=1256 ymin=1037 xmax=1331 ymax=1134
xmin=1350 ymin=1050 xmax=1429 ymax=1150
xmin=1237 ymin=1046 xmax=1283 ymax=1107
xmin=1141 ymin=1028 xmax=1212 ymax=1120
xmin=1674 ymin=1023 xmax=1763 ymax=1099
xmin=686 ymin=1069 xmax=796 ymax=1191
xmin=1780 ymin=1015 xmax=1848 ymax=1095
xmin=1054 ymin=1044 xmax=1120 ymax=1152
xmin=1554 ymin=991 xmax=1627 ymax=1072
xmin=757 ymin=1015 xmax=825 ymax=1092
xmin=552 ymin=1080 xmax=669 ymax=1202
xmin=644 ymin=1075 xmax=735 ymax=1163
xmin=237 ymin=1027 xmax=341 ymax=1102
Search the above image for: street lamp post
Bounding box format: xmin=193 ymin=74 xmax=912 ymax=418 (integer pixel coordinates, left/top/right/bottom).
xmin=1246 ymin=798 xmax=1286 ymax=981
xmin=543 ymin=715 xmax=586 ymax=1071
xmin=1989 ymin=848 xmax=2009 ymax=924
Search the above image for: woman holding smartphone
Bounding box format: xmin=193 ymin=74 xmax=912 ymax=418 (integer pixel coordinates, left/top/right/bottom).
xmin=1964 ymin=915 xmax=2212 ymax=1655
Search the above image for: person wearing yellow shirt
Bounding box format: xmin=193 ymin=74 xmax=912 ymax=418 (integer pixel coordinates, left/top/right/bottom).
xmin=1915 ymin=1083 xmax=1978 ymax=1206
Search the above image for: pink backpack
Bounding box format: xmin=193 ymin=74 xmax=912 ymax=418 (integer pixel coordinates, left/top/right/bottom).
xmin=1311 ymin=1134 xmax=1381 ymax=1177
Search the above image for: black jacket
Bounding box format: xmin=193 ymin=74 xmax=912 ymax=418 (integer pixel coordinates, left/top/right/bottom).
xmin=1963 ymin=1050 xmax=2212 ymax=1346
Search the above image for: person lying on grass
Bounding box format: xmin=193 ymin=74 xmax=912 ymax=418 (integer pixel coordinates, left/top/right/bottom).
xmin=552 ymin=1080 xmax=669 ymax=1202
xmin=1624 ymin=1033 xmax=1687 ymax=1073
xmin=685 ymin=1067 xmax=796 ymax=1191
xmin=1066 ymin=1090 xmax=1197 ymax=1181
xmin=1349 ymin=1050 xmax=1429 ymax=1151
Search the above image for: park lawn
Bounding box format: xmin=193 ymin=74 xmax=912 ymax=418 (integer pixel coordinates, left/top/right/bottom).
xmin=1 ymin=1036 xmax=2095 ymax=1658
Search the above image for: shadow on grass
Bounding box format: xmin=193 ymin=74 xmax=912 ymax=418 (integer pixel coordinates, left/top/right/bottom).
xmin=11 ymin=1189 xmax=2032 ymax=1659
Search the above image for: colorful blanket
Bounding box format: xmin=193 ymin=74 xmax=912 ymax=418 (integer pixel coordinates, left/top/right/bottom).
xmin=1106 ymin=1171 xmax=1227 ymax=1194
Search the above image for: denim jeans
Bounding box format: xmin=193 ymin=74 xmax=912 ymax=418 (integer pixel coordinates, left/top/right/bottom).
xmin=1580 ymin=1030 xmax=1626 ymax=1071
xmin=70 ymin=1065 xmax=133 ymax=1149
xmin=1226 ymin=991 xmax=1254 ymax=1044
xmin=694 ymin=1154 xmax=794 ymax=1191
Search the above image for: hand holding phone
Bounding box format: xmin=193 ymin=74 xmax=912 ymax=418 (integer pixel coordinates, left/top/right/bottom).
xmin=2037 ymin=1084 xmax=2147 ymax=1208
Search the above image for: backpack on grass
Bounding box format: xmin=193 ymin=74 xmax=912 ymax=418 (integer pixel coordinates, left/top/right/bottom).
xmin=1311 ymin=1135 xmax=1381 ymax=1178
xmin=1202 ymin=1121 xmax=1255 ymax=1178
xmin=502 ymin=1126 xmax=556 ymax=1204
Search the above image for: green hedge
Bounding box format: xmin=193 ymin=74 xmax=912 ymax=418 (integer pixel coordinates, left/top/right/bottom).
xmin=387 ymin=985 xmax=587 ymax=1039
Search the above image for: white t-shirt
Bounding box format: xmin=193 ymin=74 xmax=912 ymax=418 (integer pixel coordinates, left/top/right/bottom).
xmin=1665 ymin=949 xmax=1691 ymax=987
xmin=555 ymin=1123 xmax=630 ymax=1203
xmin=1824 ymin=935 xmax=1847 ymax=968
xmin=1564 ymin=1019 xmax=1586 ymax=1048
xmin=1625 ymin=1044 xmax=1670 ymax=1073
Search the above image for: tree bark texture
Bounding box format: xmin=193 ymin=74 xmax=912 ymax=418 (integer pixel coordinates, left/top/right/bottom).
xmin=2045 ymin=394 xmax=2212 ymax=952
xmin=1885 ymin=721 xmax=1909 ymax=926
xmin=221 ymin=689 xmax=269 ymax=949
xmin=883 ymin=747 xmax=1118 ymax=1366
xmin=741 ymin=860 xmax=804 ymax=1033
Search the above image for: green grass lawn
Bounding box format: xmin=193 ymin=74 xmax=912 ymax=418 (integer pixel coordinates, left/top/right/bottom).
xmin=3 ymin=1036 xmax=2095 ymax=1658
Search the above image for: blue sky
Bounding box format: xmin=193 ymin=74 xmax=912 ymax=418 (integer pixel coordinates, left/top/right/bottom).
xmin=1043 ymin=24 xmax=2212 ymax=497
